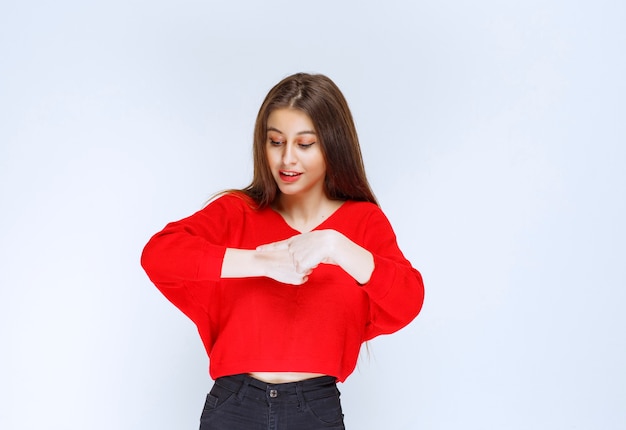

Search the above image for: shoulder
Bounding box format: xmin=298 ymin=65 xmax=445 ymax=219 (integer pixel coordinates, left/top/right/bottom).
xmin=327 ymin=200 xmax=399 ymax=245
xmin=341 ymin=200 xmax=386 ymax=219
xmin=186 ymin=192 xmax=260 ymax=225
xmin=203 ymin=191 xmax=258 ymax=213
xmin=331 ymin=200 xmax=393 ymax=229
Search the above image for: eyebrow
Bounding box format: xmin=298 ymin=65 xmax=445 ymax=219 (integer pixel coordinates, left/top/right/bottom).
xmin=267 ymin=126 xmax=316 ymax=136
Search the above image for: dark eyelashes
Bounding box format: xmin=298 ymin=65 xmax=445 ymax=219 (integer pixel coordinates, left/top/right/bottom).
xmin=268 ymin=139 xmax=316 ymax=149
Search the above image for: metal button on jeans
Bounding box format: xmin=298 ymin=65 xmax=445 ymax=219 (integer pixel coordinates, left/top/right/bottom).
xmin=269 ymin=389 xmax=278 ymax=398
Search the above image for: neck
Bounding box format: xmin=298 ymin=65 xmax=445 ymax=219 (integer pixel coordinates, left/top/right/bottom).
xmin=274 ymin=193 xmax=342 ymax=233
xmin=276 ymin=191 xmax=327 ymax=221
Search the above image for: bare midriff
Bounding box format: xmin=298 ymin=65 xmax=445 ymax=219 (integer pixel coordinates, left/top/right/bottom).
xmin=248 ymin=372 xmax=328 ymax=384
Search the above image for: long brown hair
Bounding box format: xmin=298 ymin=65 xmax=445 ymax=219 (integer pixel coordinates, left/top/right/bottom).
xmin=238 ymin=73 xmax=377 ymax=208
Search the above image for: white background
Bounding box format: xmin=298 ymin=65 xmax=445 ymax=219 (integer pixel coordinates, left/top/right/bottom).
xmin=1 ymin=0 xmax=625 ymax=429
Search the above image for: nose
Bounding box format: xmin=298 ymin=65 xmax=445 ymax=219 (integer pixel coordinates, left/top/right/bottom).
xmin=282 ymin=142 xmax=297 ymax=165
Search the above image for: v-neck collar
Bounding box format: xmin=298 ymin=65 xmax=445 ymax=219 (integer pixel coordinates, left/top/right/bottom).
xmin=269 ymin=200 xmax=350 ymax=234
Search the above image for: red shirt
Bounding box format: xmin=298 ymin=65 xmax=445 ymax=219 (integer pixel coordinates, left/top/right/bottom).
xmin=141 ymin=194 xmax=424 ymax=382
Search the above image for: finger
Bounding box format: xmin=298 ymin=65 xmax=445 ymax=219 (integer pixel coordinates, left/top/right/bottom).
xmin=296 ymin=274 xmax=309 ymax=285
xmin=295 ymin=262 xmax=316 ymax=274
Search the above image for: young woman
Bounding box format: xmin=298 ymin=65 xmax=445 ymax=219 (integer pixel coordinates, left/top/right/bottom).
xmin=141 ymin=73 xmax=425 ymax=429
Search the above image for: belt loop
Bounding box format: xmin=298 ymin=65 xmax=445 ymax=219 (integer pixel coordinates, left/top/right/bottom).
xmin=295 ymin=382 xmax=305 ymax=410
xmin=236 ymin=376 xmax=250 ymax=401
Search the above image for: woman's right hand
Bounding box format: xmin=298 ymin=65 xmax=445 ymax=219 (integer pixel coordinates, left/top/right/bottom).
xmin=256 ymin=248 xmax=312 ymax=285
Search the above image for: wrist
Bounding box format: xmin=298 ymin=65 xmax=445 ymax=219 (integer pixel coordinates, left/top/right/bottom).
xmin=324 ymin=230 xmax=343 ymax=266
xmin=252 ymin=248 xmax=272 ymax=278
xmin=328 ymin=232 xmax=374 ymax=284
xmin=222 ymin=248 xmax=266 ymax=278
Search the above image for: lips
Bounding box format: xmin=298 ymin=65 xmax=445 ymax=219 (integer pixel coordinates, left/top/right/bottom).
xmin=279 ymin=170 xmax=302 ymax=183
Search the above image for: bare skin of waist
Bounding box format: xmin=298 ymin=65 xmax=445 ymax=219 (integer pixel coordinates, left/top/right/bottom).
xmin=248 ymin=372 xmax=328 ymax=384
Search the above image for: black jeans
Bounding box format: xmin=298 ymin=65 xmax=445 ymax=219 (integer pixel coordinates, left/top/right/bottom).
xmin=199 ymin=374 xmax=345 ymax=430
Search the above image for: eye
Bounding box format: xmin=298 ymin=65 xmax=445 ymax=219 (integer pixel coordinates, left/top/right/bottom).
xmin=268 ymin=138 xmax=284 ymax=146
xmin=298 ymin=142 xmax=315 ymax=149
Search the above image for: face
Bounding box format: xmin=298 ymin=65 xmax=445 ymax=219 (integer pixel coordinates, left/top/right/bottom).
xmin=265 ymin=108 xmax=326 ymax=201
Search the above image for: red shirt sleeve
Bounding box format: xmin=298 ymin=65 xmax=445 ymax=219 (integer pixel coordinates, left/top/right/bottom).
xmin=141 ymin=195 xmax=245 ymax=284
xmin=359 ymin=207 xmax=425 ymax=340
xmin=140 ymin=195 xmax=248 ymax=329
